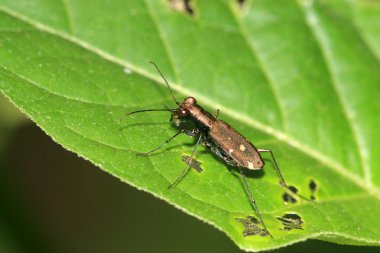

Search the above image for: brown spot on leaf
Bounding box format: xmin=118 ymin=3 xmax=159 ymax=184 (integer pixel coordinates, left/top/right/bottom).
xmin=277 ymin=213 xmax=304 ymax=231
xmin=237 ymin=0 xmax=248 ymax=10
xmin=236 ymin=216 xmax=269 ymax=237
xmin=182 ymin=155 xmax=203 ymax=173
xmin=309 ymin=179 xmax=318 ymax=200
xmin=169 ymin=0 xmax=195 ymax=16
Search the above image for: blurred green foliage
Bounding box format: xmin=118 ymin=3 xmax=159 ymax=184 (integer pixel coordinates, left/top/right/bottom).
xmin=0 ymin=106 xmax=379 ymax=253
xmin=1 ymin=0 xmax=380 ymax=251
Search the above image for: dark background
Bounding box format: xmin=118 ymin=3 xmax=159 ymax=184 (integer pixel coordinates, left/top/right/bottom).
xmin=0 ymin=96 xmax=379 ymax=253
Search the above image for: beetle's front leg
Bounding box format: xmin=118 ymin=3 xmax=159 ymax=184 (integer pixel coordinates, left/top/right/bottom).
xmin=183 ymin=128 xmax=200 ymax=137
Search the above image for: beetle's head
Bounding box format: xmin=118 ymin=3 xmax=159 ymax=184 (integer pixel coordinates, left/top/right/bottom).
xmin=172 ymin=97 xmax=196 ymax=118
xmin=171 ymin=97 xmax=197 ymax=125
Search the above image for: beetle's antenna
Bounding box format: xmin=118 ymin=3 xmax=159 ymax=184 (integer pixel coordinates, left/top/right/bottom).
xmin=118 ymin=108 xmax=175 ymax=122
xmin=150 ymin=61 xmax=179 ymax=105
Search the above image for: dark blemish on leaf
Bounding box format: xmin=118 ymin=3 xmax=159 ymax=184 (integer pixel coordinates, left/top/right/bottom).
xmin=236 ymin=216 xmax=269 ymax=237
xmin=282 ymin=192 xmax=297 ymax=204
xmin=169 ymin=0 xmax=195 ymax=16
xmin=282 ymin=185 xmax=298 ymax=204
xmin=288 ymin=185 xmax=298 ymax=194
xmin=277 ymin=213 xmax=304 ymax=231
xmin=309 ymin=179 xmax=318 ymax=201
xmin=182 ymin=155 xmax=203 ymax=173
xmin=237 ymin=0 xmax=247 ymax=10
xmin=309 ymin=179 xmax=317 ymax=192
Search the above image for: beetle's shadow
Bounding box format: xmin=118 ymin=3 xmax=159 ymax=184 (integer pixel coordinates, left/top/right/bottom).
xmin=145 ymin=141 xmax=195 ymax=157
xmin=132 ymin=135 xmax=196 ymax=157
xmin=119 ymin=122 xmax=187 ymax=156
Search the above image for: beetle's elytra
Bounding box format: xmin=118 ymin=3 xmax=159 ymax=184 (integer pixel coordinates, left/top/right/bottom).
xmin=122 ymin=62 xmax=295 ymax=237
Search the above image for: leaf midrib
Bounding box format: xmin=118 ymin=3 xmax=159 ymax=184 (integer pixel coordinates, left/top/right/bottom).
xmin=0 ymin=5 xmax=379 ymax=200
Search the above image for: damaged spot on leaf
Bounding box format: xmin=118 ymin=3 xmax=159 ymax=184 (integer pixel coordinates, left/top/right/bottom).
xmin=182 ymin=155 xmax=203 ymax=173
xmin=288 ymin=185 xmax=298 ymax=194
xmin=277 ymin=213 xmax=304 ymax=231
xmin=169 ymin=0 xmax=195 ymax=16
xmin=282 ymin=185 xmax=298 ymax=204
xmin=237 ymin=0 xmax=248 ymax=10
xmin=282 ymin=192 xmax=298 ymax=204
xmin=236 ymin=216 xmax=269 ymax=237
xmin=309 ymin=179 xmax=318 ymax=201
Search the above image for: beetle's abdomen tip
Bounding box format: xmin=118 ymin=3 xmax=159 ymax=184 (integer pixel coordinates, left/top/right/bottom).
xmin=247 ymin=160 xmax=264 ymax=170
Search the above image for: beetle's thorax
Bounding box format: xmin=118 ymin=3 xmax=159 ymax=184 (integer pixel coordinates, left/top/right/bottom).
xmin=188 ymin=104 xmax=215 ymax=130
xmin=181 ymin=97 xmax=215 ymax=130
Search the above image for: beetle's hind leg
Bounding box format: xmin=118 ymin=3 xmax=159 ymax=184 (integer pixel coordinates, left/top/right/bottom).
xmin=239 ymin=167 xmax=272 ymax=238
xmin=257 ymin=149 xmax=287 ymax=187
xmin=258 ymin=149 xmax=311 ymax=202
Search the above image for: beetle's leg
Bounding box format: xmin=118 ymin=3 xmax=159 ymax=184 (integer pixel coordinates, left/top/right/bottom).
xmin=257 ymin=149 xmax=287 ymax=187
xmin=213 ymin=109 xmax=220 ymax=119
xmin=204 ymin=137 xmax=238 ymax=167
xmin=137 ymin=130 xmax=185 ymax=156
xmin=168 ymin=134 xmax=203 ymax=189
xmin=258 ymin=149 xmax=311 ymax=201
xmin=239 ymin=167 xmax=272 ymax=238
xmin=224 ymin=157 xmax=238 ymax=167
xmin=201 ymin=136 xmax=212 ymax=148
xmin=137 ymin=128 xmax=200 ymax=156
xmin=183 ymin=128 xmax=200 ymax=137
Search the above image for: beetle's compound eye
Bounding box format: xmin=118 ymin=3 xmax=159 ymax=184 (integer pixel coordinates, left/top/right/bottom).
xmin=179 ymin=108 xmax=189 ymax=117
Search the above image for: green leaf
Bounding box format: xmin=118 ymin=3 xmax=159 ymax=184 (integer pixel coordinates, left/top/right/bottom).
xmin=0 ymin=0 xmax=380 ymax=251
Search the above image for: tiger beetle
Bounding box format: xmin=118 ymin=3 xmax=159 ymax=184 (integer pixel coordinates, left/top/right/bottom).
xmin=122 ymin=62 xmax=293 ymax=237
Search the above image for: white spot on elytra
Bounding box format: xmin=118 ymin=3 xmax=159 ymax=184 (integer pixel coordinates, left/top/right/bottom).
xmin=247 ymin=161 xmax=254 ymax=170
xmin=240 ymin=144 xmax=246 ymax=151
xmin=229 ymin=149 xmax=234 ymax=155
xmin=228 ymin=137 xmax=231 ymax=140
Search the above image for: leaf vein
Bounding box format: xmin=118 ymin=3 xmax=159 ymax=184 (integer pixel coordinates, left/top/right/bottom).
xmin=142 ymin=0 xmax=180 ymax=83
xmin=60 ymin=0 xmax=74 ymax=34
xmin=0 ymin=4 xmax=379 ymax=199
xmin=226 ymin=2 xmax=287 ymax=132
xmin=299 ymin=2 xmax=371 ymax=184
xmin=0 ymin=65 xmax=132 ymax=109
